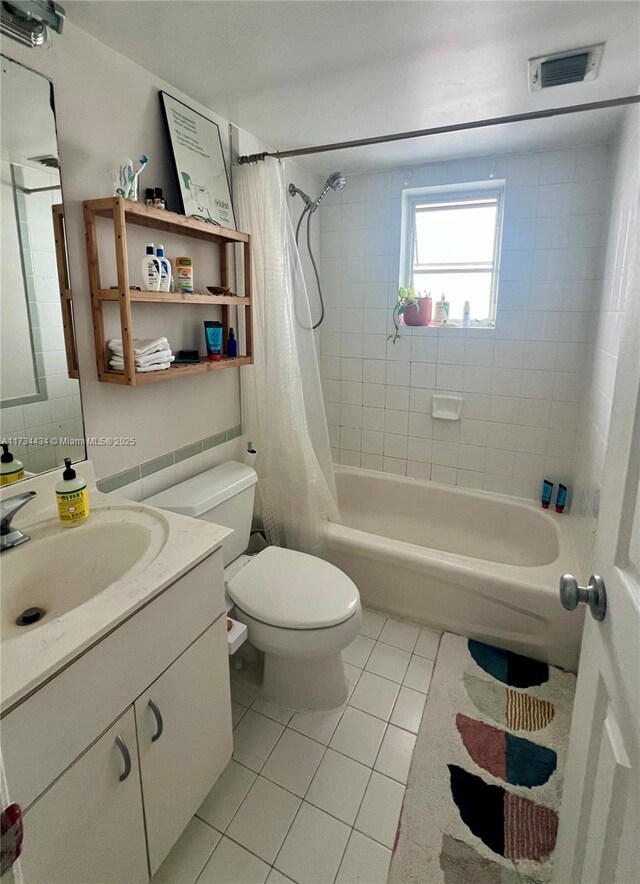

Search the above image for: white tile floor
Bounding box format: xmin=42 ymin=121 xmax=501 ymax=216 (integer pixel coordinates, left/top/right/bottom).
xmin=152 ymin=609 xmax=442 ymax=884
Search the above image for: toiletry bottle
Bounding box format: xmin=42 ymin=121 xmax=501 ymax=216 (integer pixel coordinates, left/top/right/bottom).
xmin=0 ymin=444 xmax=24 ymax=485
xmin=541 ymin=479 xmax=554 ymax=509
xmin=141 ymin=243 xmax=161 ymax=291
xmin=462 ymin=301 xmax=471 ymax=328
xmin=204 ymin=321 xmax=223 ymax=361
xmin=153 ymin=187 xmax=166 ymax=210
xmin=55 ymin=458 xmax=89 ymax=526
xmin=556 ymin=484 xmax=567 ymax=514
xmin=175 ymin=256 xmax=194 ymax=293
xmin=227 ymin=328 xmax=238 ymax=358
xmin=144 ymin=187 xmax=154 ymax=207
xmin=434 ymin=295 xmax=448 ymax=324
xmin=156 ymin=244 xmax=172 ymax=292
xmin=442 ymin=295 xmax=450 ymax=323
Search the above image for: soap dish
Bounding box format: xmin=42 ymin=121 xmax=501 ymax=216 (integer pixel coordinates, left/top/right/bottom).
xmin=432 ymin=393 xmax=463 ymax=421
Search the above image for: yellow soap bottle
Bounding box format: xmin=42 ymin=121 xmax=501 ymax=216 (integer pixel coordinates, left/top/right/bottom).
xmin=55 ymin=458 xmax=90 ymax=526
xmin=0 ymin=443 xmax=24 ymax=485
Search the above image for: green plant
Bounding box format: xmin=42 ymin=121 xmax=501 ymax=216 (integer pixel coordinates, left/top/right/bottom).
xmin=387 ymin=287 xmax=418 ymax=344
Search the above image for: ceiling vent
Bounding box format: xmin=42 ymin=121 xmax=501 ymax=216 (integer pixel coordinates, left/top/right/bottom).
xmin=528 ymin=44 xmax=604 ymax=91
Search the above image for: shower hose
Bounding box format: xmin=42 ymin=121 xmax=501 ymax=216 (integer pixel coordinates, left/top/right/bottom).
xmin=295 ymin=205 xmax=325 ymax=330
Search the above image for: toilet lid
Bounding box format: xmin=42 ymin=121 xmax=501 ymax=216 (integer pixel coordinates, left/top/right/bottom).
xmin=227 ymin=546 xmax=360 ymax=629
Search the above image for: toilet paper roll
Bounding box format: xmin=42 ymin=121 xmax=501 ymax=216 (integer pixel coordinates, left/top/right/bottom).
xmin=244 ymin=449 xmax=257 ymax=469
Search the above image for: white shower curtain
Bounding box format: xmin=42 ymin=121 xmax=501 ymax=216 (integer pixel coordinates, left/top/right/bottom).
xmin=235 ymin=157 xmax=339 ymax=555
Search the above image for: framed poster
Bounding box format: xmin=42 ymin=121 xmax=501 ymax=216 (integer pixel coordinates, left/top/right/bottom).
xmin=160 ymin=91 xmax=236 ymax=229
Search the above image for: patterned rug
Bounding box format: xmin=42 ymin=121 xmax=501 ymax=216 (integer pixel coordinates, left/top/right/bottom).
xmin=389 ymin=634 xmax=576 ymax=884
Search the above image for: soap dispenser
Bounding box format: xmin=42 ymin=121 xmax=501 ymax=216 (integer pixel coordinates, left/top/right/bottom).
xmin=55 ymin=458 xmax=90 ymax=526
xmin=0 ymin=443 xmax=24 ymax=485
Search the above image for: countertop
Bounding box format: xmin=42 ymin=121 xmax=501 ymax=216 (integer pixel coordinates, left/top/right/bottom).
xmin=0 ymin=465 xmax=232 ymax=715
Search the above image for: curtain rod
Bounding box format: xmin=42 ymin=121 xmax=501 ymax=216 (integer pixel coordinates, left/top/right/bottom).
xmin=237 ymin=95 xmax=640 ymax=164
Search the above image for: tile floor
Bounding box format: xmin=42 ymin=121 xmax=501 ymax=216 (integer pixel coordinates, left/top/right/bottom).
xmin=153 ymin=609 xmax=442 ymax=884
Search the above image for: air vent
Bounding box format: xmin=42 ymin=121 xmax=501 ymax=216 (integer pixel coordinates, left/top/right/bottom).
xmin=528 ymin=44 xmax=604 ymax=91
xmin=27 ymin=154 xmax=59 ymax=169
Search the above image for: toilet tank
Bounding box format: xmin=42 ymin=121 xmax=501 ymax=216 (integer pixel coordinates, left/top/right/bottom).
xmin=144 ymin=461 xmax=258 ymax=566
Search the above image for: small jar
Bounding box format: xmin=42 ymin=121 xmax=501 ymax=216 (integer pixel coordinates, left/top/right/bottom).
xmin=153 ymin=187 xmax=166 ymax=210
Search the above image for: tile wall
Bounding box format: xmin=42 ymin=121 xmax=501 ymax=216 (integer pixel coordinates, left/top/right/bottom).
xmin=571 ymin=106 xmax=640 ymax=568
xmin=319 ymin=145 xmax=613 ymax=500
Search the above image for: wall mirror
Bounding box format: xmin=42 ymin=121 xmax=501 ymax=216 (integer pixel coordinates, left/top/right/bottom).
xmin=0 ymin=55 xmax=85 ymax=480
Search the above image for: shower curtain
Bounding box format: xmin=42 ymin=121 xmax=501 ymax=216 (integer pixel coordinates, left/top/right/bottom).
xmin=235 ymin=157 xmax=339 ymax=555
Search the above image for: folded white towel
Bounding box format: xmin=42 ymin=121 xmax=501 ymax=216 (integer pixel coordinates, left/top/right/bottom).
xmin=109 ymin=360 xmax=172 ymax=373
xmin=108 ymin=337 xmax=169 ymax=357
xmin=109 ymin=350 xmax=174 ymax=368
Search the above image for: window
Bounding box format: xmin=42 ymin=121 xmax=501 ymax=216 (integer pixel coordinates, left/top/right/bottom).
xmin=401 ymin=184 xmax=504 ymax=325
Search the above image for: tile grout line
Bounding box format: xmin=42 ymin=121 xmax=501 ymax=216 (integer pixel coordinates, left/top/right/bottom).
xmin=219 ymin=624 xmax=444 ymax=877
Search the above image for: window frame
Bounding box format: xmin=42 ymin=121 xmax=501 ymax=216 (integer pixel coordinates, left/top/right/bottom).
xmin=400 ymin=181 xmax=505 ymax=325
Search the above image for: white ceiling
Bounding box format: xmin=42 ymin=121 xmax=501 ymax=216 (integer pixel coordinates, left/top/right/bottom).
xmin=67 ymin=1 xmax=640 ymax=172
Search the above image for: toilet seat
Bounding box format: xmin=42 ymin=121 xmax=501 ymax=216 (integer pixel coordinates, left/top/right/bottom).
xmin=227 ymin=546 xmax=359 ymax=629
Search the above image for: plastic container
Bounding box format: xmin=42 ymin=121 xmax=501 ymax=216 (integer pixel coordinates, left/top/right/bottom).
xmin=55 ymin=458 xmax=89 ymax=526
xmin=204 ymin=320 xmax=223 ymax=361
xmin=156 ymin=244 xmax=172 ymax=292
xmin=434 ymin=295 xmax=449 ymax=324
xmin=141 ymin=243 xmax=161 ymax=291
xmin=174 ymin=256 xmax=193 ymax=293
xmin=0 ymin=444 xmax=24 ymax=486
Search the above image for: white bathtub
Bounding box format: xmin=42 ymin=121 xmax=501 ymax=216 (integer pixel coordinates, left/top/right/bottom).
xmin=326 ymin=466 xmax=584 ymax=671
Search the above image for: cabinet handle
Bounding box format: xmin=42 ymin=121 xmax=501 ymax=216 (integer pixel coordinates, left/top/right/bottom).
xmin=148 ymin=698 xmax=164 ymax=742
xmin=115 ymin=735 xmax=131 ymax=782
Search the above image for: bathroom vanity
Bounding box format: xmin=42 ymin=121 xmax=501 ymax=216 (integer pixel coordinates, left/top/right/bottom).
xmin=0 ymin=466 xmax=233 ymax=882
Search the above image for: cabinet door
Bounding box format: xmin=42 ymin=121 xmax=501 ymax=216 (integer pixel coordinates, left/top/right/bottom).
xmin=135 ymin=615 xmax=232 ymax=874
xmin=19 ymin=708 xmax=148 ymax=884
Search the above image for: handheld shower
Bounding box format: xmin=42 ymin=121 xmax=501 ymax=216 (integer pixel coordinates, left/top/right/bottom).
xmin=289 ymin=171 xmax=346 ymax=328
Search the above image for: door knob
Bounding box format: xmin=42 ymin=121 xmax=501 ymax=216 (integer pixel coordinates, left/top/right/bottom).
xmin=559 ymin=574 xmax=607 ymax=621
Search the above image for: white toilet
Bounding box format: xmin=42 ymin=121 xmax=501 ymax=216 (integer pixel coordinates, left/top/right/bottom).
xmin=145 ymin=461 xmax=362 ymax=710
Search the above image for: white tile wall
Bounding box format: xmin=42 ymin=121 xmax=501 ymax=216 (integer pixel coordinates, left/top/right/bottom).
xmin=319 ymin=145 xmax=613 ymax=500
xmin=571 ymin=106 xmax=640 ymax=569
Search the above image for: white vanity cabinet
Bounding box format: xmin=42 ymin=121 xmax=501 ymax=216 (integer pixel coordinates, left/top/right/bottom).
xmin=2 ymin=549 xmax=232 ymax=883
xmin=136 ymin=617 xmax=231 ymax=875
xmin=19 ymin=708 xmax=148 ymax=884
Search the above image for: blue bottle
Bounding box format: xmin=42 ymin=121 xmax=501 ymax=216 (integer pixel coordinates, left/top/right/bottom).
xmin=227 ymin=327 xmax=238 ymax=358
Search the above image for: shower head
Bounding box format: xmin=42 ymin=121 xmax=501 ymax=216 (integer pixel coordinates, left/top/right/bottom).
xmin=289 ymin=171 xmax=346 ymax=213
xmin=325 ymin=172 xmax=346 ymax=192
xmin=312 ymin=171 xmax=347 ymax=210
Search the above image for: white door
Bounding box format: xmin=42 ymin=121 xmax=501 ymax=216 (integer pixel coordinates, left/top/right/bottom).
xmin=553 ymin=240 xmax=640 ymax=877
xmin=135 ymin=615 xmax=233 ymax=876
xmin=19 ymin=707 xmax=148 ymax=884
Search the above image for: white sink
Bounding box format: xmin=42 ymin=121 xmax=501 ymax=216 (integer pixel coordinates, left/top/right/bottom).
xmin=1 ymin=507 xmax=168 ymax=640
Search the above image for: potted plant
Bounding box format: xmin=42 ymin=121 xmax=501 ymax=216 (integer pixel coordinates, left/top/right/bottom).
xmin=388 ymin=288 xmax=432 ymax=343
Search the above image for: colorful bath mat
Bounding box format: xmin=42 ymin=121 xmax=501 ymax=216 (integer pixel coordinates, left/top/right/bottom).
xmin=389 ymin=634 xmax=576 ymax=884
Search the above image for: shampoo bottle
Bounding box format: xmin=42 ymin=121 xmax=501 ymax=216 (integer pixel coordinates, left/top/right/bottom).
xmin=55 ymin=458 xmax=89 ymax=526
xmin=0 ymin=444 xmax=24 ymax=485
xmin=156 ymin=244 xmax=172 ymax=292
xmin=141 ymin=243 xmax=161 ymax=291
xmin=434 ymin=295 xmax=448 ymax=324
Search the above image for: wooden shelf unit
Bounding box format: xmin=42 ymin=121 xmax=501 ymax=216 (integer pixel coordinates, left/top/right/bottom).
xmin=83 ymin=197 xmax=253 ymax=386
